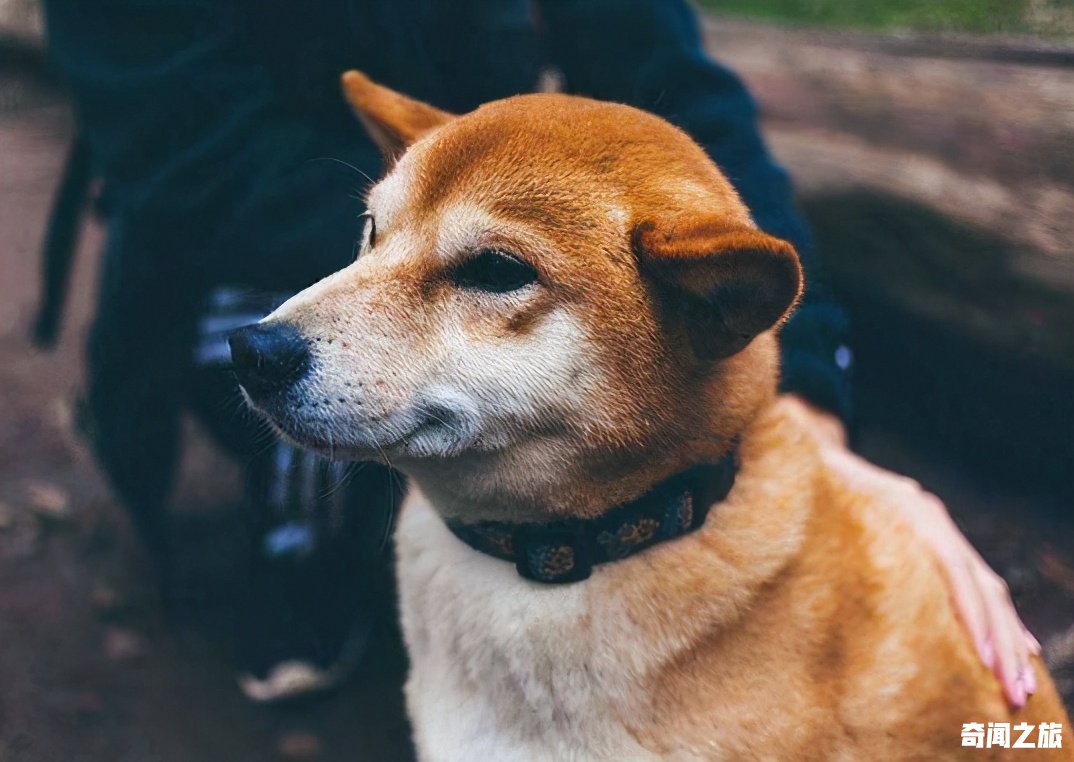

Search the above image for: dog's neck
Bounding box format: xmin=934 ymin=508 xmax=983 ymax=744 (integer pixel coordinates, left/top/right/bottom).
xmin=404 ymin=443 xmax=721 ymax=524
xmin=443 ymin=453 xmax=739 ymax=583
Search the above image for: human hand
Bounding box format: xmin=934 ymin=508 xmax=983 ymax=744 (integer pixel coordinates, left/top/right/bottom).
xmin=780 ymin=394 xmax=1041 ymax=709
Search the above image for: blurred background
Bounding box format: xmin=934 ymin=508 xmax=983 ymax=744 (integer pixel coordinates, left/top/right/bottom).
xmin=0 ymin=1 xmax=1072 ymax=760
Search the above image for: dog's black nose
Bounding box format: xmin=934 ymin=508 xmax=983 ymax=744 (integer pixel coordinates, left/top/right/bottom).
xmin=229 ymin=322 xmax=311 ymax=396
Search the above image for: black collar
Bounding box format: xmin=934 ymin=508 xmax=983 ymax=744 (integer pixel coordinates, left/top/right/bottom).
xmin=444 ymin=450 xmax=739 ymax=584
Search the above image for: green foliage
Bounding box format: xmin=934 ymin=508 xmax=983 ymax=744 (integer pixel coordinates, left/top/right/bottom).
xmin=698 ymin=0 xmax=1028 ymax=34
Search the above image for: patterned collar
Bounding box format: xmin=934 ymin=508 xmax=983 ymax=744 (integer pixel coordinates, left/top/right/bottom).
xmin=444 ymin=450 xmax=739 ymax=584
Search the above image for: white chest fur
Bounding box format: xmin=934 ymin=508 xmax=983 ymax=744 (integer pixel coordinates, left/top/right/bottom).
xmin=394 ymin=493 xmax=668 ymax=762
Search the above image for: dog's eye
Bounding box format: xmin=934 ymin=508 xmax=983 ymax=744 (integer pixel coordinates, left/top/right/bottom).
xmin=353 ymin=211 xmax=376 ymax=260
xmin=452 ymin=250 xmax=538 ymax=293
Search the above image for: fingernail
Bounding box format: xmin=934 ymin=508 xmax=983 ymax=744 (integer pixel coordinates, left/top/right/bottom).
xmin=1010 ymin=677 xmax=1027 ymax=709
xmin=1023 ymin=666 xmax=1037 ymax=695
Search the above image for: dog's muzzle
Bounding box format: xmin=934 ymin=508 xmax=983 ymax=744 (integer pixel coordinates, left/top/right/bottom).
xmin=229 ymin=321 xmax=311 ymax=398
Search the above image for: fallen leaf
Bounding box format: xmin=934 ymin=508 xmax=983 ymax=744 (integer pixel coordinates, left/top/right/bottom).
xmin=277 ymin=731 xmax=322 ymax=760
xmin=1039 ymin=551 xmax=1074 ymax=596
xmin=26 ymin=482 xmax=71 ymax=521
xmin=104 ymin=627 xmax=146 ymax=662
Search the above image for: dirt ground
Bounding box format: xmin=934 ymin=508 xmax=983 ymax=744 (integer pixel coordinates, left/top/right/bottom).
xmin=1 ymin=31 xmax=1073 ymax=762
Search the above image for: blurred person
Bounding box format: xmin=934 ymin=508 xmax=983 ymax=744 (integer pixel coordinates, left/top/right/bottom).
xmin=38 ymin=0 xmax=1038 ymax=706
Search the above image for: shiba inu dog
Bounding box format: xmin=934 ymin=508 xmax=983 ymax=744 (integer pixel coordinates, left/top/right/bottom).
xmin=231 ymin=71 xmax=1072 ymax=760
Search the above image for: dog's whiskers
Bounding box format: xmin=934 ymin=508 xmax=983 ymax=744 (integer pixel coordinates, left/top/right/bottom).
xmin=319 ymin=460 xmax=365 ymax=501
xmin=307 ymin=156 xmax=376 ymax=186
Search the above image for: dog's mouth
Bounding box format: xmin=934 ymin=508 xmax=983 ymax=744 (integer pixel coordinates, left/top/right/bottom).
xmin=243 ymin=387 xmax=480 ymax=462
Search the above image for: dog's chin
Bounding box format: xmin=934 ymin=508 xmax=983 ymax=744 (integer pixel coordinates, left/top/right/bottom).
xmin=284 ymin=424 xmax=482 ymax=464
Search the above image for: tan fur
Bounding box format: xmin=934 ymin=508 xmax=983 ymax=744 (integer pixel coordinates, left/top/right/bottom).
xmin=609 ymin=404 xmax=1071 ymax=759
xmin=248 ymin=72 xmax=1073 ymax=759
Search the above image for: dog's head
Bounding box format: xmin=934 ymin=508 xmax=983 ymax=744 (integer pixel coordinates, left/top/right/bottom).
xmin=232 ymin=72 xmax=802 ymax=521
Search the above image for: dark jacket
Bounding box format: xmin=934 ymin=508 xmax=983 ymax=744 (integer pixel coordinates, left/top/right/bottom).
xmin=43 ymin=0 xmax=851 ymax=514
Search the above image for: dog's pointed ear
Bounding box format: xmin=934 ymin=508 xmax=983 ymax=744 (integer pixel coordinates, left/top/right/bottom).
xmin=341 ymin=70 xmax=455 ymax=162
xmin=634 ymin=215 xmax=803 ymax=360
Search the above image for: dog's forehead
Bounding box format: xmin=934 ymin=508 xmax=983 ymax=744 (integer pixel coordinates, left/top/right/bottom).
xmin=366 ymin=127 xmax=628 ymax=256
xmin=366 ymin=160 xmax=412 ymax=228
xmin=361 ymin=93 xmax=744 ymax=277
xmin=372 ymin=98 xmax=629 ymax=202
